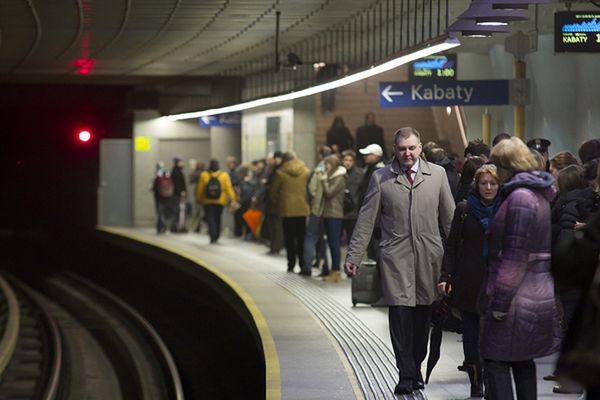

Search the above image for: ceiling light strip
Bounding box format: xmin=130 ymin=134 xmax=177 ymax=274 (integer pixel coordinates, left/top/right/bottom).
xmin=164 ymin=36 xmax=460 ymax=121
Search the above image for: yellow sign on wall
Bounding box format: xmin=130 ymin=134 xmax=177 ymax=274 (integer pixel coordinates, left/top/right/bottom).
xmin=135 ymin=136 xmax=151 ymax=152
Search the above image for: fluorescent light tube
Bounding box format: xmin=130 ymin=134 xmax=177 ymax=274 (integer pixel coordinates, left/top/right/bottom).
xmin=165 ymin=36 xmax=460 ymax=121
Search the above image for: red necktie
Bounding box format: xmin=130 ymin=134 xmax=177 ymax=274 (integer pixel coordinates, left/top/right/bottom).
xmin=405 ymin=169 xmax=413 ymax=185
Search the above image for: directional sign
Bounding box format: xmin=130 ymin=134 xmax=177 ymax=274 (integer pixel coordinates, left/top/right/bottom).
xmin=379 ymin=80 xmax=510 ymax=107
xmin=199 ymin=113 xmax=241 ymax=128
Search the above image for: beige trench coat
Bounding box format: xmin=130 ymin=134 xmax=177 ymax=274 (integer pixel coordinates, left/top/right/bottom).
xmin=346 ymin=158 xmax=455 ymax=306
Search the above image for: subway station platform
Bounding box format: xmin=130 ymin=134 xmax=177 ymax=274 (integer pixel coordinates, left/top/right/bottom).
xmin=101 ymin=227 xmax=581 ymax=400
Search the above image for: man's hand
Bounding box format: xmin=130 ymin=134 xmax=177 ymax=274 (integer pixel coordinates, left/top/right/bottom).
xmin=437 ymin=282 xmax=452 ymax=295
xmin=344 ymin=261 xmax=358 ymax=276
xmin=492 ymin=311 xmax=508 ymax=321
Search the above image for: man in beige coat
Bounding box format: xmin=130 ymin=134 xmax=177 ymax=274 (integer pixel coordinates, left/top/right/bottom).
xmin=345 ymin=127 xmax=455 ymax=395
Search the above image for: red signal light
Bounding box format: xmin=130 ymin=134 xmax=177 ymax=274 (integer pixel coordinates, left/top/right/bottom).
xmin=78 ymin=130 xmax=92 ymax=142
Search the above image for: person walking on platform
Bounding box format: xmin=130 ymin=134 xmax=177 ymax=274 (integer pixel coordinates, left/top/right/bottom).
xmin=320 ymin=155 xmax=347 ymax=282
xmin=196 ymin=159 xmax=238 ymax=244
xmin=269 ymin=152 xmax=310 ymax=273
xmin=345 ymin=127 xmax=455 ymax=395
xmin=482 ymin=137 xmax=561 ymax=400
xmin=438 ymin=164 xmax=500 ymax=398
xmin=152 ymin=166 xmax=174 ymax=234
xmin=170 ymin=156 xmax=188 ymax=233
xmin=188 ymin=159 xmax=205 ymax=233
xmin=356 ymin=112 xmax=386 ymax=163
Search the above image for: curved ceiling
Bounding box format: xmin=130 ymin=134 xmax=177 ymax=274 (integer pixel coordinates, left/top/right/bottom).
xmin=0 ymin=0 xmax=574 ymax=85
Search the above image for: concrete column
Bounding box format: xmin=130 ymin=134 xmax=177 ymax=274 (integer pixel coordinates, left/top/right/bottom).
xmin=513 ymin=60 xmax=526 ymax=140
xmin=482 ymin=108 xmax=491 ymax=145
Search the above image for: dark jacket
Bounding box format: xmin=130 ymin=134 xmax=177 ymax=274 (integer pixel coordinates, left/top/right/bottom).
xmin=359 ymin=160 xmax=385 ymax=206
xmin=455 ymin=183 xmax=472 ymax=204
xmin=433 ymin=157 xmax=459 ymax=200
xmin=356 ymin=124 xmax=386 ymax=159
xmin=171 ymin=166 xmax=187 ymax=198
xmin=326 ymin=126 xmax=354 ymax=152
xmin=554 ymin=210 xmax=600 ymax=387
xmin=551 ymin=187 xmax=599 ymax=245
xmin=440 ymin=201 xmax=488 ymax=314
xmin=344 ymin=166 xmax=364 ymax=219
xmin=481 ymin=171 xmax=561 ymax=361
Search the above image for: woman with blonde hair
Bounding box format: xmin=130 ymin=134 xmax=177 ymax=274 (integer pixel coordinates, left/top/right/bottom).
xmin=482 ymin=137 xmax=561 ymax=399
xmin=438 ymin=164 xmax=500 ymax=397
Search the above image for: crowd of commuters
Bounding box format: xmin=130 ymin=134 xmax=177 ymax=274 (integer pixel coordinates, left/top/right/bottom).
xmin=151 ymin=118 xmax=600 ymax=399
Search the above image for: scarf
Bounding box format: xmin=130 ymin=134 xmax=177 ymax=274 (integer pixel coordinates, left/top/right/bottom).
xmin=467 ymin=194 xmax=497 ymax=257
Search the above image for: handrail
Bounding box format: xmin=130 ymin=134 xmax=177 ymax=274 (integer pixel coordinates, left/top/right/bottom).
xmin=0 ymin=274 xmax=21 ymax=375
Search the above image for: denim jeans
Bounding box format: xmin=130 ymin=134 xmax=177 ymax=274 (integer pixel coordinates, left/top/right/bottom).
xmin=303 ymin=214 xmax=327 ymax=273
xmin=323 ymin=218 xmax=343 ymax=271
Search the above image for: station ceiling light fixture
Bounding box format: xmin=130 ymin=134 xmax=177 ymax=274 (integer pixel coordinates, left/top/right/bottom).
xmin=165 ymin=35 xmax=460 ymax=121
xmin=447 ymin=18 xmax=509 ymax=37
xmin=490 ymin=0 xmax=549 ymax=10
xmin=458 ymin=0 xmax=528 ymax=26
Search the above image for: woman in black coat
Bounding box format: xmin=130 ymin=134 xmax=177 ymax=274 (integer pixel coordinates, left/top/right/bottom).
xmin=438 ymin=164 xmax=500 ymax=398
xmin=549 ymin=164 xmax=599 ymax=393
xmin=326 ymin=116 xmax=354 ymax=153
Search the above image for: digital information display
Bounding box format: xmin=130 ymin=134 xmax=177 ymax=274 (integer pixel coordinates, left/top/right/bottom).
xmin=410 ymin=54 xmax=457 ymax=80
xmin=555 ymin=11 xmax=600 ymax=52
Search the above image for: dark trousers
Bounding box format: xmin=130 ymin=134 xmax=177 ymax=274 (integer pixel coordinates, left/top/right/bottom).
xmin=388 ymin=305 xmax=432 ymax=382
xmin=204 ymin=204 xmax=224 ymax=242
xmin=343 ymin=218 xmax=356 ymax=244
xmin=282 ymin=216 xmax=306 ymax=270
xmin=156 ymin=200 xmax=171 ymax=233
xmin=587 ymin=385 xmax=600 ymax=399
xmin=484 ymin=359 xmax=536 ymax=400
xmin=323 ymin=218 xmax=343 ymax=271
xmin=461 ymin=310 xmax=481 ymax=366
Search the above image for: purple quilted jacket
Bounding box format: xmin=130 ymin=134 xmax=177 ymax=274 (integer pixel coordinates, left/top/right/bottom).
xmin=480 ymin=171 xmax=561 ymax=361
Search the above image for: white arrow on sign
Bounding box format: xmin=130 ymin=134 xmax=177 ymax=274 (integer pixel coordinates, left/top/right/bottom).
xmin=381 ymin=84 xmax=405 ymax=102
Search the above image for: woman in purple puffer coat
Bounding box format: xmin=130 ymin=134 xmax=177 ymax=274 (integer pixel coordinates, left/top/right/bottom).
xmin=482 ymin=137 xmax=561 ymax=400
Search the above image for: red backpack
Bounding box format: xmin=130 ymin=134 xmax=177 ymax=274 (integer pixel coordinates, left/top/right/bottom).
xmin=157 ymin=176 xmax=174 ymax=198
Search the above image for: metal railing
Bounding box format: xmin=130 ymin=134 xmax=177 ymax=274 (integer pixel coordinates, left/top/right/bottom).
xmin=225 ymin=0 xmax=450 ymax=101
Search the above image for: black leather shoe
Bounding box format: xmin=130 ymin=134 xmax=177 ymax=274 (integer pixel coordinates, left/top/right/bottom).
xmin=297 ymin=270 xmax=312 ymax=276
xmin=553 ymin=384 xmax=584 ymax=394
xmin=394 ymin=380 xmax=413 ymax=395
xmin=543 ymin=374 xmax=557 ymax=381
xmin=413 ymin=380 xmax=425 ymax=390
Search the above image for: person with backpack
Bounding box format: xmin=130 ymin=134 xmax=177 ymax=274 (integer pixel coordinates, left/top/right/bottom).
xmin=152 ymin=167 xmax=175 ymax=234
xmin=196 ymin=159 xmax=238 ymax=244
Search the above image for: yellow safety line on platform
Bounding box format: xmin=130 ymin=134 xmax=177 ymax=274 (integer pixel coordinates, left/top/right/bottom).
xmin=0 ymin=274 xmax=21 ymax=376
xmin=97 ymin=226 xmax=282 ymax=400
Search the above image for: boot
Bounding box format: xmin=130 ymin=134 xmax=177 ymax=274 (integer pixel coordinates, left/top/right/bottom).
xmin=466 ymin=364 xmax=484 ymax=398
xmin=323 ymin=271 xmax=341 ymax=283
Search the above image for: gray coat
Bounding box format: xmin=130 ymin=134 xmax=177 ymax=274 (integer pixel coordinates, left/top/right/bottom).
xmin=346 ymin=158 xmax=455 ymax=306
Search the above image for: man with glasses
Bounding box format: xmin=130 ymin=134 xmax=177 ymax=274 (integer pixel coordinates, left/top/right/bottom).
xmin=345 ymin=127 xmax=455 ymax=395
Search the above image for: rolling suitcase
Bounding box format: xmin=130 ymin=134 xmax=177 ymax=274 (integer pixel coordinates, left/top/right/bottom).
xmin=351 ymin=259 xmax=382 ymax=306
